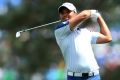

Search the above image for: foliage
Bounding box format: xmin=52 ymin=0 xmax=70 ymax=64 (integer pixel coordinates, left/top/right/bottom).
xmin=0 ymin=0 xmax=120 ymax=75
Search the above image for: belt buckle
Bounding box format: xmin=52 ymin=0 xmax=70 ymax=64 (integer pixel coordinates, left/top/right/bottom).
xmin=82 ymin=72 xmax=94 ymax=77
xmin=82 ymin=73 xmax=89 ymax=77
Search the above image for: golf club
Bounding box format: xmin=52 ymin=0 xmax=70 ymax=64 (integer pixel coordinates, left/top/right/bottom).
xmin=16 ymin=20 xmax=61 ymax=38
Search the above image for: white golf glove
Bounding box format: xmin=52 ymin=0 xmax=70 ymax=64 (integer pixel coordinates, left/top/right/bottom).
xmin=90 ymin=10 xmax=101 ymax=22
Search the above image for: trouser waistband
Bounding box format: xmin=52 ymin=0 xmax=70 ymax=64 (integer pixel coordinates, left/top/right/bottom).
xmin=67 ymin=70 xmax=99 ymax=77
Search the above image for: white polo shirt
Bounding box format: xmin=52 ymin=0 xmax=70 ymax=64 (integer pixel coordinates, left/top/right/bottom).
xmin=54 ymin=20 xmax=99 ymax=73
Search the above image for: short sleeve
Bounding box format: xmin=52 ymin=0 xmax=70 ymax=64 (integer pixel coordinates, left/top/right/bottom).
xmin=54 ymin=21 xmax=71 ymax=41
xmin=91 ymin=32 xmax=99 ymax=44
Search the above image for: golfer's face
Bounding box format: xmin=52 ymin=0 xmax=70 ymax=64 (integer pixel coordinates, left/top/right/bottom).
xmin=59 ymin=8 xmax=71 ymax=21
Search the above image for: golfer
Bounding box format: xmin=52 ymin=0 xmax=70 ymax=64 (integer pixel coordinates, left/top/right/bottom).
xmin=54 ymin=2 xmax=112 ymax=80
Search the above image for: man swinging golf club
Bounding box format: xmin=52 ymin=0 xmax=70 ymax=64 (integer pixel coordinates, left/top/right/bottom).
xmin=54 ymin=2 xmax=112 ymax=80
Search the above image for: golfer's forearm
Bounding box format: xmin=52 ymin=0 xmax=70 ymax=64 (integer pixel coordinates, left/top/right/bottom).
xmin=69 ymin=10 xmax=91 ymax=30
xmin=98 ymin=16 xmax=112 ymax=41
xmin=78 ymin=10 xmax=91 ymax=19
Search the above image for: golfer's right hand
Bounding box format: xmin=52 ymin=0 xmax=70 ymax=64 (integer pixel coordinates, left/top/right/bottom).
xmin=90 ymin=10 xmax=101 ymax=22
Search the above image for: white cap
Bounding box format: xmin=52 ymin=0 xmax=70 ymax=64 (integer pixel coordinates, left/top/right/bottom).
xmin=58 ymin=2 xmax=77 ymax=13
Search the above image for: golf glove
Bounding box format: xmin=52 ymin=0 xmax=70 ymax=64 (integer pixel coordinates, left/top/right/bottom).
xmin=90 ymin=10 xmax=101 ymax=22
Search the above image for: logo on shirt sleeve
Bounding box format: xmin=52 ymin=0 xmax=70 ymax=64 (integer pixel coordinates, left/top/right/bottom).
xmin=55 ymin=21 xmax=69 ymax=30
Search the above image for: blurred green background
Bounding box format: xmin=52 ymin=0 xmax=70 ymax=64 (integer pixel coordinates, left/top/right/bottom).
xmin=0 ymin=0 xmax=120 ymax=80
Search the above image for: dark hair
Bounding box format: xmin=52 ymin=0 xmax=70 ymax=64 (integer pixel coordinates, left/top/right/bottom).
xmin=58 ymin=6 xmax=70 ymax=13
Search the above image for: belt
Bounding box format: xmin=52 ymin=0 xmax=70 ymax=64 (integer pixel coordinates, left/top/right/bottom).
xmin=67 ymin=70 xmax=99 ymax=77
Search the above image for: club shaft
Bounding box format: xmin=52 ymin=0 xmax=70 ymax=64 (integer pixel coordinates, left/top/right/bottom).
xmin=19 ymin=20 xmax=61 ymax=32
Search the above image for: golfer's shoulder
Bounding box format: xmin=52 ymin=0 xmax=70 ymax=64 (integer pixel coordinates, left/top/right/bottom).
xmin=55 ymin=20 xmax=69 ymax=30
